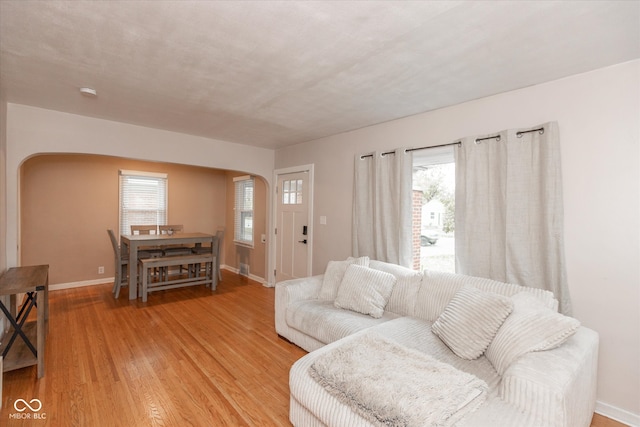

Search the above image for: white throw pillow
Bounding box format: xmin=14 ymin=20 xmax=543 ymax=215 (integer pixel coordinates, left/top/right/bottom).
xmin=431 ymin=286 xmax=513 ymax=360
xmin=334 ymin=264 xmax=396 ymax=318
xmin=369 ymin=260 xmax=423 ymax=316
xmin=485 ymin=292 xmax=580 ymax=375
xmin=317 ymin=256 xmax=369 ymax=300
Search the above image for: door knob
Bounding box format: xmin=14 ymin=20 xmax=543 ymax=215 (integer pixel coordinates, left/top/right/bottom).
xmin=298 ymin=239 xmax=307 ymax=244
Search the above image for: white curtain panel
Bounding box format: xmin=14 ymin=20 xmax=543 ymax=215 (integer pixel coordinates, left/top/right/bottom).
xmin=454 ymin=122 xmax=572 ymax=314
xmin=353 ymin=148 xmax=413 ymax=268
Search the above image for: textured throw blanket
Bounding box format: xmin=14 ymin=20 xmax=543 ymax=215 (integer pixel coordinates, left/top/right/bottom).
xmin=309 ymin=333 xmax=487 ymax=427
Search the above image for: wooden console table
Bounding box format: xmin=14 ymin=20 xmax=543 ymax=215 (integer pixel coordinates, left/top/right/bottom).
xmin=0 ymin=265 xmax=49 ymax=378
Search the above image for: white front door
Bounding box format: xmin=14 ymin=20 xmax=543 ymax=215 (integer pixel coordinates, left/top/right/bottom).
xmin=275 ymin=171 xmax=310 ymax=282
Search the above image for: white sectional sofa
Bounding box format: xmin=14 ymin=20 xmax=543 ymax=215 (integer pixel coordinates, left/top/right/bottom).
xmin=275 ymin=258 xmax=599 ymax=427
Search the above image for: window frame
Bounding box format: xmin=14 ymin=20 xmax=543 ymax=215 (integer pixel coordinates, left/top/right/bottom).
xmin=412 ymin=146 xmax=456 ymax=273
xmin=119 ymin=170 xmax=168 ymax=236
xmin=233 ymin=175 xmax=255 ymax=248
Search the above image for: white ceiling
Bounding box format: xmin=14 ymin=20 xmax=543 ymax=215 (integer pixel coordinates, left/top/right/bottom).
xmin=1 ymin=1 xmax=638 ymax=150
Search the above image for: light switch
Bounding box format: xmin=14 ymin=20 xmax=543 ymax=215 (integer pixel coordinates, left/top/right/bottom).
xmin=320 ymin=216 xmax=327 ymax=225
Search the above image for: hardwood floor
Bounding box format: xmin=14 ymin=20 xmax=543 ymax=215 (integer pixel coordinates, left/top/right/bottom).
xmin=0 ymin=271 xmax=627 ymax=426
xmin=591 ymin=413 xmax=630 ymax=427
xmin=1 ymin=271 xmax=305 ymax=426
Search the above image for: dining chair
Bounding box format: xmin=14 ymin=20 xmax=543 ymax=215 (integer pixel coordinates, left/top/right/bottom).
xmin=214 ymin=228 xmax=224 ymax=281
xmin=192 ymin=227 xmax=224 ymax=281
xmin=159 ymin=224 xmax=192 ymax=278
xmin=130 ymin=225 xmax=164 ymax=257
xmin=107 ymin=229 xmax=129 ymax=299
xmin=159 ymin=224 xmax=192 ymax=254
xmin=130 ymin=224 xmax=158 ymax=235
xmin=128 ymin=225 xmax=166 ymax=288
xmin=108 ymin=229 xmax=159 ymax=298
xmin=159 ymin=224 xmax=183 ymax=235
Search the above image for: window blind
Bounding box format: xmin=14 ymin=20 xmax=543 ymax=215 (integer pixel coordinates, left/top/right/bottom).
xmin=119 ymin=170 xmax=168 ymax=235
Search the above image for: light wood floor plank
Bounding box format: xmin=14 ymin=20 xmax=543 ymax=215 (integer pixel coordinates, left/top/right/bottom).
xmin=0 ymin=270 xmax=626 ymax=426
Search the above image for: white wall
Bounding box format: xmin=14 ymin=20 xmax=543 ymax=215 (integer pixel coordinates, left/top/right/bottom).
xmin=5 ymin=104 xmax=275 ymax=269
xmin=275 ymin=60 xmax=640 ymax=422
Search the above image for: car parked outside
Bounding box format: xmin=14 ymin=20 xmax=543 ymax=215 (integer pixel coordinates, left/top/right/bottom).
xmin=420 ymin=229 xmax=438 ymax=246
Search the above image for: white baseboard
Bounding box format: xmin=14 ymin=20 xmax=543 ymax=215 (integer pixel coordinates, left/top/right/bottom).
xmin=221 ymin=265 xmax=268 ymax=286
xmin=596 ymin=400 xmax=639 ymax=427
xmin=50 ymin=267 xmax=270 ymax=291
xmin=49 ymin=277 xmax=112 ymax=291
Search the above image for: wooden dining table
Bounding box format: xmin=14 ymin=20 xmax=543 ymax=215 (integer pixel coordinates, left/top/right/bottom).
xmin=121 ymin=232 xmax=214 ymax=300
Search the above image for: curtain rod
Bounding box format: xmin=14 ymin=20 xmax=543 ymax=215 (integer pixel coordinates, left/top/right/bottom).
xmin=516 ymin=127 xmax=544 ymax=138
xmin=360 ymin=141 xmax=461 ymax=159
xmin=360 ymin=126 xmax=545 ymax=159
xmin=475 ymin=127 xmax=545 ymax=143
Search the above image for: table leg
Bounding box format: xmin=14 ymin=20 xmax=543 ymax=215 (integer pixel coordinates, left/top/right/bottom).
xmin=37 ymin=289 xmax=44 ymax=378
xmin=9 ymin=294 xmax=16 ymax=318
xmin=128 ymin=241 xmax=138 ymax=300
xmin=44 ymin=272 xmax=49 ymax=333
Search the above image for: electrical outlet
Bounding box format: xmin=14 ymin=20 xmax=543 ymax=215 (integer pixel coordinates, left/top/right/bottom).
xmin=98 ymin=266 xmax=105 ymax=274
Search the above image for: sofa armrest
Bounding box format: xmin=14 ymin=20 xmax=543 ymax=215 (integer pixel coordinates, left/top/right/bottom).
xmin=275 ymin=275 xmax=323 ymax=337
xmin=500 ymin=327 xmax=599 ymax=427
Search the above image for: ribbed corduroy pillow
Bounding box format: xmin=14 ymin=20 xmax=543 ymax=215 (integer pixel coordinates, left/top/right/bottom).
xmin=334 ymin=264 xmax=396 ymax=318
xmin=431 ymin=286 xmax=513 ymax=360
xmin=316 ymin=256 xmax=369 ymax=300
xmin=485 ymin=292 xmax=580 ymax=375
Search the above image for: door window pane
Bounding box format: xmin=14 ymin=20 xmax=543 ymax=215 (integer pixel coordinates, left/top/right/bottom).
xmin=283 ymin=179 xmax=304 ymax=205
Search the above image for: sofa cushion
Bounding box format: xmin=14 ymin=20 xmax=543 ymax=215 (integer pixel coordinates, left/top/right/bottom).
xmin=317 ymin=256 xmax=369 ymax=300
xmin=415 ymin=270 xmax=558 ymax=322
xmin=486 ymin=292 xmax=581 ymax=375
xmin=308 ymin=331 xmax=488 ymax=427
xmin=286 ymin=299 xmax=398 ymax=344
xmin=334 ymin=264 xmax=396 ymax=318
xmin=369 ymin=260 xmax=423 ymax=316
xmin=432 ymin=286 xmax=513 ymax=360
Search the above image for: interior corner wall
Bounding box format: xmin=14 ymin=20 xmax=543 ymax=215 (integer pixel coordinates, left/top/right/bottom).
xmin=274 ymin=60 xmax=640 ymax=420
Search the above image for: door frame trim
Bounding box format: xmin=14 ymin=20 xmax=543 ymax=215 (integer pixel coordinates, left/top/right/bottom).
xmin=269 ymin=164 xmax=314 ymax=286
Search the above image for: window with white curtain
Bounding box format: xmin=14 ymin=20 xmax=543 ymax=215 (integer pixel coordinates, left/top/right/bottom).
xmin=412 ymin=146 xmax=455 ymax=273
xmin=119 ymin=170 xmax=168 ymax=235
xmin=233 ymin=175 xmax=254 ymax=247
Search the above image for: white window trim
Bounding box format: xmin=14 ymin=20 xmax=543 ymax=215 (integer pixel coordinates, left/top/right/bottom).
xmin=119 ymin=170 xmax=168 ymax=236
xmin=119 ymin=169 xmax=168 ymax=179
xmin=412 ymin=147 xmax=455 ymax=273
xmin=233 ymin=175 xmax=255 ymax=248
